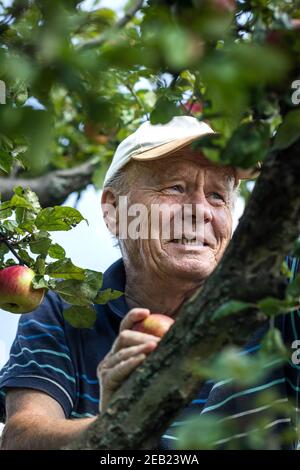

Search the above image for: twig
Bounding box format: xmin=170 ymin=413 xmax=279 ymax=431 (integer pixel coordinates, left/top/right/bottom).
xmin=124 ymin=81 xmax=148 ymax=118
xmin=0 ymin=234 xmax=30 ymax=246
xmin=0 ymin=231 xmax=28 ymax=266
xmin=77 ymin=0 xmax=144 ymax=51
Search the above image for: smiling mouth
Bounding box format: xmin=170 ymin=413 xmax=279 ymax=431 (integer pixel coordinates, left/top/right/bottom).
xmin=169 ymin=237 xmax=209 ymax=246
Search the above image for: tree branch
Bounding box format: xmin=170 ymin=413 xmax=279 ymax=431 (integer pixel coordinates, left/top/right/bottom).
xmin=0 ymin=159 xmax=99 ymax=207
xmin=77 ymin=0 xmax=144 ymax=51
xmin=0 ymin=230 xmax=29 ymax=266
xmin=67 ymin=138 xmax=300 ymax=450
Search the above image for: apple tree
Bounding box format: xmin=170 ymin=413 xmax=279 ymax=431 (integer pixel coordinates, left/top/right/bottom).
xmin=0 ymin=0 xmax=300 ymax=449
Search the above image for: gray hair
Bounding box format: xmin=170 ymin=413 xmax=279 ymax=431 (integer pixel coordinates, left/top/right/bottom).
xmin=103 ymin=164 xmax=136 ymax=249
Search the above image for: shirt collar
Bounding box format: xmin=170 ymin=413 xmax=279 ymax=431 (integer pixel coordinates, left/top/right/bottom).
xmin=100 ymin=258 xmax=128 ymax=318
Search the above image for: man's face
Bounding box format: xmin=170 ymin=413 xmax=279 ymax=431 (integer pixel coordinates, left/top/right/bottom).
xmin=116 ymin=149 xmax=235 ymax=283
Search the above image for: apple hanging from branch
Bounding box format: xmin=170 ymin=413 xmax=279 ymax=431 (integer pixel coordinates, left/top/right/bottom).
xmin=0 ymin=265 xmax=45 ymax=314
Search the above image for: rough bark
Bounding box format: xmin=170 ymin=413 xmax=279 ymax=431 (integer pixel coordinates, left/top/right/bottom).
xmin=0 ymin=159 xmax=98 ymax=207
xmin=67 ymin=138 xmax=300 ymax=450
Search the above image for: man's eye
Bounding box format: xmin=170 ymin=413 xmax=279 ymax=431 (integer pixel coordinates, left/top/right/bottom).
xmin=209 ymin=192 xmax=224 ymax=201
xmin=168 ymin=185 xmax=185 ymax=193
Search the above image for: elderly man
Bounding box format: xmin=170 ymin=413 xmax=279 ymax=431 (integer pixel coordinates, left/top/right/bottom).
xmin=0 ymin=116 xmax=299 ymax=450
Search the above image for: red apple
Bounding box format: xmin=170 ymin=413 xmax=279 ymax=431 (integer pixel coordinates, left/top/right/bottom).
xmin=0 ymin=265 xmax=45 ymax=314
xmin=132 ymin=313 xmax=175 ymax=338
xmin=182 ymin=100 xmax=203 ymax=116
xmin=266 ymin=20 xmax=300 ymax=50
xmin=211 ymin=0 xmax=236 ymax=13
xmin=84 ymin=122 xmax=109 ymax=145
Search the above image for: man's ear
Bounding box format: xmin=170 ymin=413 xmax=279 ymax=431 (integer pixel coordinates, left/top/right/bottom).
xmin=101 ymin=188 xmax=119 ymax=238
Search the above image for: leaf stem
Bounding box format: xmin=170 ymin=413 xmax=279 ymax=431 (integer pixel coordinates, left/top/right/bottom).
xmin=0 ymin=231 xmax=28 ymax=266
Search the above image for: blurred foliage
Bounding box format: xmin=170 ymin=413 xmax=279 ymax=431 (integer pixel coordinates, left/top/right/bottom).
xmin=0 ymin=0 xmax=300 ymax=450
xmin=175 ymin=326 xmax=299 ymax=450
xmin=0 ymin=0 xmax=298 ymax=183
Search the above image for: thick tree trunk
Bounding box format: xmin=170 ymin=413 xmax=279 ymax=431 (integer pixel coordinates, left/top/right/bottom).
xmin=67 ymin=138 xmax=300 ymax=450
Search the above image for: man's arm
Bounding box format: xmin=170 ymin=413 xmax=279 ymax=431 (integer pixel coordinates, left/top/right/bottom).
xmin=1 ymin=308 xmax=161 ymax=450
xmin=1 ymin=389 xmax=96 ymax=450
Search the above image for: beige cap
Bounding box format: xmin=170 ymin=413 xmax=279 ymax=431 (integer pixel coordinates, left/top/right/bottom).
xmin=103 ymin=116 xmax=260 ymax=186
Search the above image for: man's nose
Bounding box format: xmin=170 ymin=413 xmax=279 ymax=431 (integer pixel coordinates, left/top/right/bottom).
xmin=189 ymin=192 xmax=213 ymax=224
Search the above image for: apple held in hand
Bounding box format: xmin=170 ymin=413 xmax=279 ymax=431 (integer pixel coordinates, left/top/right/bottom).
xmin=0 ymin=265 xmax=45 ymax=314
xmin=133 ymin=313 xmax=175 ymax=338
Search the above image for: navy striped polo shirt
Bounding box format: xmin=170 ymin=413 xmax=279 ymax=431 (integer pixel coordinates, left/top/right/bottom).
xmin=0 ymin=257 xmax=299 ymax=449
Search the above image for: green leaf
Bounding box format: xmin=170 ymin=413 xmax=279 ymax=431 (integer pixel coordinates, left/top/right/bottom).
xmin=46 ymin=258 xmax=85 ymax=280
xmin=48 ymin=243 xmax=66 ymax=259
xmin=261 ymin=328 xmax=288 ymax=358
xmin=84 ymin=269 xmax=103 ymax=292
xmin=1 ymin=219 xmax=21 ymax=233
xmin=273 ymin=110 xmax=300 ymax=151
xmin=52 ymin=270 xmax=103 ymax=305
xmin=53 ymin=280 xmax=90 ymax=306
xmin=287 ymin=274 xmax=300 ymax=298
xmin=16 ymin=248 xmax=34 ymax=265
xmin=0 ymin=152 xmax=13 ymax=173
xmin=150 ymin=97 xmax=179 ymax=125
xmin=221 ymin=121 xmax=270 ymax=168
xmin=53 ymin=280 xmax=94 ymax=306
xmin=32 ymin=275 xmax=49 ymax=290
xmin=63 ymin=305 xmax=96 ymax=329
xmin=13 ymin=186 xmax=24 ymax=197
xmin=0 ymin=243 xmax=9 ymax=263
xmin=35 ymin=206 xmax=85 ymax=231
xmin=212 ymin=300 xmax=251 ymax=321
xmin=18 ymin=219 xmax=36 ymax=233
xmin=34 ymin=255 xmax=46 ymax=275
xmin=0 ymin=194 xmax=34 ymax=211
xmin=94 ymin=288 xmax=123 ymax=305
xmin=91 ymin=8 xmax=116 ymax=25
xmin=281 ymin=260 xmax=292 ymax=279
xmin=0 ymin=208 xmax=12 ymax=220
xmin=176 ymin=414 xmax=233 ymax=450
xmin=17 ymin=187 xmax=41 ymax=213
xmin=29 ymin=233 xmax=51 ymax=255
xmin=258 ymin=298 xmax=283 ymax=316
xmin=291 ymin=239 xmax=300 ymax=258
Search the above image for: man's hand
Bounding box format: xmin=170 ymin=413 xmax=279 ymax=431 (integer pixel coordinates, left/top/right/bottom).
xmin=97 ymin=308 xmax=160 ymax=413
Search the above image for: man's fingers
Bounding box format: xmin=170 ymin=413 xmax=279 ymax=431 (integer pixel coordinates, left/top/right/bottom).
xmin=107 ymin=354 xmax=146 ymax=390
xmin=103 ymin=342 xmax=157 ymax=369
xmin=120 ymin=308 xmax=150 ymax=331
xmin=111 ymin=329 xmax=160 ymax=353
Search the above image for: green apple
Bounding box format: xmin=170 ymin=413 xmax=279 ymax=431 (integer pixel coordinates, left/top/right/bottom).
xmin=0 ymin=265 xmax=45 ymax=314
xmin=132 ymin=313 xmax=175 ymax=338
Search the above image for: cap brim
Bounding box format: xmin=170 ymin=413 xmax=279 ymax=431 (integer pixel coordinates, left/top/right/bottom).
xmin=132 ymin=132 xmax=214 ymax=161
xmin=132 ymin=133 xmax=260 ymax=180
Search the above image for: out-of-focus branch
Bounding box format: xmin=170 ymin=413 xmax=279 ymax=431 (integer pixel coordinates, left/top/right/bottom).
xmin=0 ymin=159 xmax=99 ymax=207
